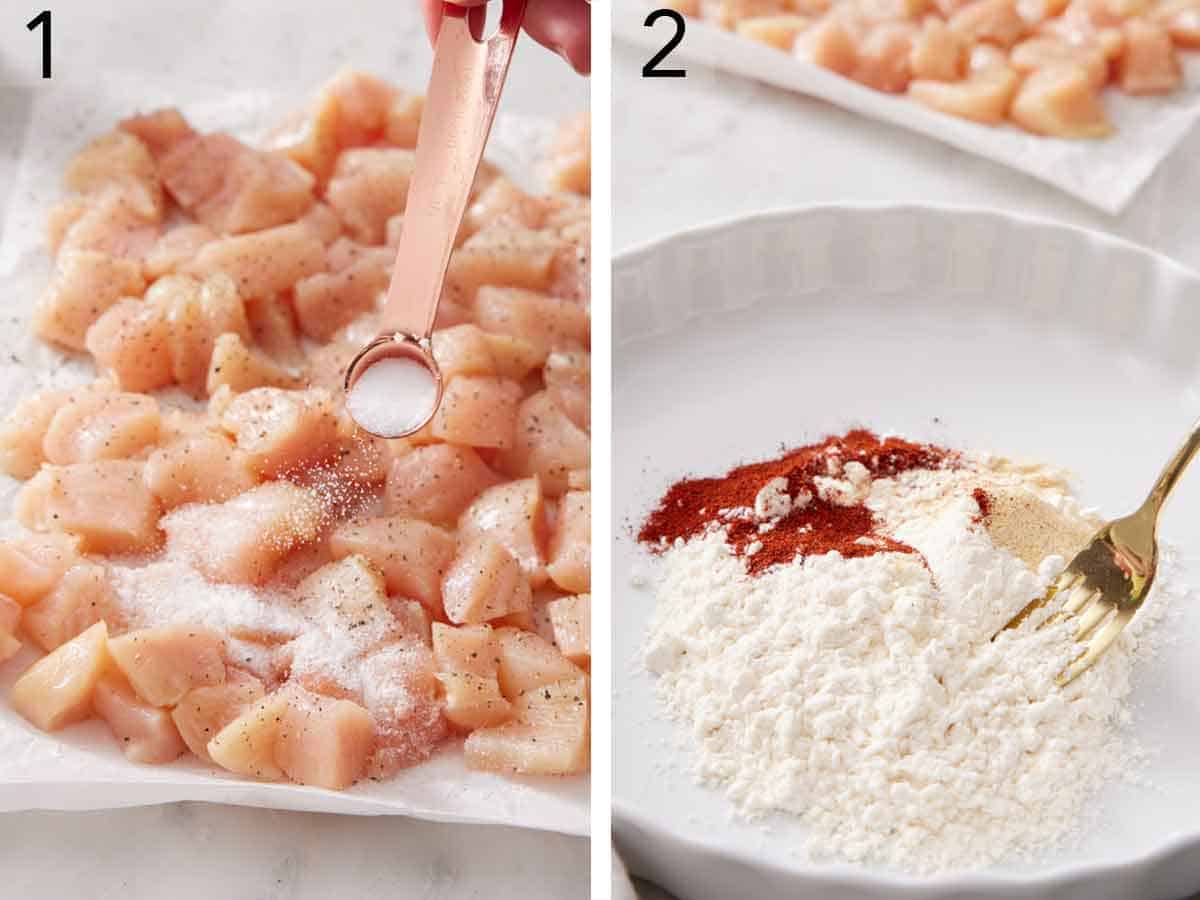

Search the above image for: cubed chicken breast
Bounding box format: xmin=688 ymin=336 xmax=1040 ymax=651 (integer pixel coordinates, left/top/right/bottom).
xmin=1117 ymin=18 xmax=1182 ymax=93
xmin=464 ymin=178 xmax=549 ymax=237
xmin=430 ymin=375 xmax=523 ymax=450
xmin=436 ymin=671 xmax=514 ymax=730
xmin=206 ymin=332 xmax=301 ymax=395
xmin=161 ymin=481 xmax=323 ymax=585
xmin=1154 ymin=0 xmax=1200 ymax=47
xmin=432 ymin=622 xmax=501 ymax=677
xmin=949 ymin=0 xmax=1029 ymax=46
xmin=219 ymin=387 xmax=341 ymax=477
xmin=34 ymin=251 xmax=147 ymax=351
xmin=143 ymin=431 xmax=258 ymax=509
xmin=64 ymin=131 xmax=163 ymax=221
xmin=547 ymin=595 xmax=591 ymax=667
xmin=42 ymin=391 xmax=160 ymax=465
xmin=430 ymin=324 xmax=502 ymax=381
xmin=274 ymin=684 xmax=375 ymax=790
xmin=854 ymin=22 xmax=918 ymax=91
xmin=16 ymin=460 xmax=162 ymax=553
xmin=493 ymin=627 xmax=583 ymax=699
xmin=544 ymin=350 xmax=590 ymax=431
xmin=458 ymin=478 xmax=549 ymax=587
xmin=183 ymin=222 xmax=325 ymax=301
xmin=54 ymin=190 xmax=161 ymax=262
xmin=1010 ymin=35 xmax=1110 ymax=88
xmin=474 ymin=288 xmax=590 ymax=363
xmin=444 ymin=226 xmax=564 ymax=304
xmin=383 ymin=444 xmax=500 ymax=526
xmin=329 ymin=516 xmax=457 ymax=614
xmin=22 ymin=563 xmax=119 ymax=652
xmin=0 ymin=388 xmax=72 ymax=479
xmin=292 ymin=245 xmax=390 ymax=340
xmin=207 ymin=689 xmax=291 ymax=780
xmin=0 ymin=534 xmax=83 ymax=607
xmin=118 ymin=107 xmax=195 ymax=160
xmin=498 ymin=391 xmax=591 ymax=497
xmin=108 ymin=625 xmax=226 ymax=706
xmin=10 ymin=620 xmax=111 ymax=732
xmin=147 ymin=272 xmax=252 ymax=396
xmin=547 ymin=491 xmax=591 ymax=594
xmin=143 ymin=224 xmax=216 ymax=279
xmin=94 ymin=672 xmax=188 ymax=764
xmin=796 ymin=14 xmax=860 ymax=75
xmin=86 ymin=298 xmax=174 ymax=392
xmin=326 ymin=148 xmax=417 ymax=244
xmin=463 ymin=675 xmax=588 ymax=775
xmin=1010 ymin=64 xmax=1113 ymax=136
xmin=910 ymin=18 xmax=969 ymax=79
xmin=244 ymin=295 xmax=304 ymax=365
xmin=358 ymin=639 xmax=447 ymax=777
xmin=909 ymin=60 xmax=1021 ymax=122
xmin=292 ymin=555 xmax=398 ymax=644
xmin=442 ymin=536 xmax=533 ymax=624
xmin=737 ymin=13 xmax=814 ymax=49
xmin=171 ymin=668 xmax=266 ymax=761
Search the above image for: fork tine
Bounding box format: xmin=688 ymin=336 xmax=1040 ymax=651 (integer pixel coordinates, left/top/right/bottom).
xmin=1073 ymin=594 xmax=1112 ymax=642
xmin=1059 ymin=608 xmax=1135 ymax=686
xmin=1061 ymin=582 xmax=1096 ymax=616
xmin=997 ymin=572 xmax=1076 ymax=634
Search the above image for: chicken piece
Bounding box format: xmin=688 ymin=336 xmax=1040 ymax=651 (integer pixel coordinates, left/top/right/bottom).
xmin=430 ymin=324 xmax=502 ymax=381
xmin=10 ymin=621 xmax=111 ymax=731
xmin=1065 ymin=0 xmax=1148 ymax=27
xmin=94 ymin=672 xmax=187 ymax=764
xmin=146 ymin=273 xmax=251 ymax=395
xmin=459 ymin=478 xmax=550 ymax=587
xmin=0 ymin=534 xmax=82 ymax=607
xmin=1010 ymin=36 xmax=1110 ymax=88
xmin=909 ymin=18 xmax=968 ymax=80
xmin=0 ymin=388 xmax=72 ymax=479
xmin=292 ymin=555 xmax=398 ymax=644
xmin=444 ymin=226 xmax=563 ymax=304
xmin=42 ymin=391 xmax=160 ymax=465
xmin=292 ymin=246 xmax=390 ymax=339
xmin=1010 ymin=64 xmax=1113 ymax=136
xmin=474 ymin=288 xmax=590 ymax=362
xmin=207 ymin=689 xmax=291 ymax=780
xmin=171 ymin=668 xmax=266 ymax=762
xmin=482 ymin=332 xmax=543 ymax=381
xmin=432 ymin=622 xmax=501 ymax=677
xmin=498 ymin=391 xmax=591 ymax=498
xmin=384 ymin=93 xmax=425 ymax=148
xmin=909 ymin=60 xmax=1021 ymax=123
xmin=544 ymin=350 xmax=590 ymax=431
xmin=383 ymin=444 xmax=501 ymax=526
xmin=430 ymin=375 xmax=523 ymax=450
xmin=16 ymin=460 xmax=162 ymax=553
xmin=219 ymin=387 xmax=341 ymax=477
xmin=159 ymin=132 xmax=315 ymax=234
xmin=325 ymin=148 xmax=416 ymax=244
xmin=442 ymin=536 xmax=533 ymax=625
xmin=34 ymin=251 xmax=147 ymax=351
xmin=119 ymin=107 xmax=195 ymax=159
xmin=796 ymin=14 xmax=860 ymax=75
xmin=45 ymin=198 xmax=89 ymax=256
xmin=1116 ymin=19 xmax=1182 ymax=94
xmin=716 ymin=0 xmax=792 ymax=27
xmin=183 ymin=222 xmax=325 ymax=301
xmin=161 ymin=482 xmax=323 ymax=585
xmin=86 ymin=298 xmax=174 ymax=392
xmin=206 ymin=333 xmax=300 ymax=394
xmin=358 ymin=640 xmax=446 ymax=777
xmin=274 ymin=684 xmax=375 ymax=790
xmin=22 ymin=563 xmax=119 ymax=653
xmin=493 ymin=626 xmax=583 ymax=699
xmin=0 ymin=595 xmax=20 ymax=663
xmin=64 ymin=131 xmax=163 ymax=221
xmin=143 ymin=224 xmax=215 ymax=279
xmin=463 ymin=675 xmax=588 ymax=775
xmin=54 ymin=190 xmax=161 ymax=262
xmin=431 ymin=624 xmax=511 ymax=731
xmin=949 ymin=0 xmax=1029 ymax=46
xmin=143 ymin=431 xmax=258 ymax=510
xmin=244 ymin=295 xmax=304 ymax=365
xmin=853 ymin=22 xmax=918 ymax=90
xmin=329 ymin=516 xmax=457 ymax=614
xmin=1154 ymin=0 xmax=1200 ymax=47
xmin=547 ymin=112 xmax=590 ymax=196
xmin=464 ymin=178 xmax=549 ymax=237
xmin=548 ymin=594 xmax=591 ymax=667
xmin=389 ymin=597 xmax=433 ymax=645
xmin=108 ymin=626 xmax=226 ymax=706
xmin=308 ymin=433 xmax=389 ymax=490
xmin=547 ymin=491 xmax=591 ymax=594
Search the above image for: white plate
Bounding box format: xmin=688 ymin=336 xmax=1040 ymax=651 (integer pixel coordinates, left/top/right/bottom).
xmin=612 ymin=206 xmax=1200 ymax=899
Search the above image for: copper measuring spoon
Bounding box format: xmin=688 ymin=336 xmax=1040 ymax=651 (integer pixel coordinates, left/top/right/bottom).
xmin=344 ymin=0 xmax=527 ymax=438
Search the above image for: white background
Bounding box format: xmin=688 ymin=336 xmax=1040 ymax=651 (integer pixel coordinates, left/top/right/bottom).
xmin=0 ymin=2 xmax=588 ymax=897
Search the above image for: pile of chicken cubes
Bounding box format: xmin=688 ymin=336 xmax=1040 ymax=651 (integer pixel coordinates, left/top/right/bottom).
xmin=0 ymin=71 xmax=591 ymax=789
xmin=674 ymin=0 xmax=1199 ymax=137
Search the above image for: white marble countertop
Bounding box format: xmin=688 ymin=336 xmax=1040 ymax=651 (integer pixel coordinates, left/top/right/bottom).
xmin=0 ymin=2 xmax=588 ymax=898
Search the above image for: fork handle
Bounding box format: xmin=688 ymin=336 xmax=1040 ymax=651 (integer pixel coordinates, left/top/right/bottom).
xmin=1142 ymin=417 xmax=1200 ymax=519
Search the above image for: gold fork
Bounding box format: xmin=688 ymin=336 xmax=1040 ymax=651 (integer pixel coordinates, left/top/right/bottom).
xmin=998 ymin=420 xmax=1200 ymax=685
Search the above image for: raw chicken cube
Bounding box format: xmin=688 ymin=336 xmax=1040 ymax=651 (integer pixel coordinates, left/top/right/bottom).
xmin=547 ymin=112 xmax=591 ymax=196
xmin=909 ymin=61 xmax=1021 ymax=123
xmin=1010 ymin=36 xmax=1110 ymax=88
xmin=547 ymin=491 xmax=591 ymax=594
xmin=119 ymin=107 xmax=194 ymax=159
xmin=949 ymin=0 xmax=1029 ymax=47
xmin=143 ymin=224 xmax=215 ymax=279
xmin=219 ymin=387 xmax=341 ymax=477
xmin=54 ymin=190 xmax=161 ymax=261
xmin=0 ymin=594 xmax=22 ymax=662
xmin=384 ymin=444 xmax=500 ymax=525
xmin=329 ymin=516 xmax=457 ymax=614
xmin=161 ymin=481 xmax=323 ymax=585
xmin=474 ymin=287 xmax=589 ymax=362
xmin=147 ymin=273 xmax=252 ymax=396
xmin=244 ymin=295 xmax=304 ymax=365
xmin=464 ymin=178 xmax=549 ymax=237
xmin=171 ymin=668 xmax=265 ymax=761
xmin=64 ymin=131 xmax=163 ymax=221
xmin=86 ymin=298 xmax=174 ymax=392
xmin=358 ymin=640 xmax=447 ymax=777
xmin=298 ymin=203 xmax=343 ymax=245
xmin=481 ymin=332 xmax=543 ymax=381
xmin=275 ymin=685 xmax=375 ymax=789
xmin=431 ymin=324 xmax=501 ymax=381
xmin=796 ymin=15 xmax=859 ymax=76
xmin=183 ymin=222 xmax=325 ymax=300
xmin=34 ymin=251 xmax=146 ymax=351
xmin=206 ymin=332 xmax=300 ymax=394
xmin=144 ymin=432 xmax=258 ymax=509
xmin=463 ymin=676 xmax=588 ymax=775
xmin=493 ymin=627 xmax=583 ymax=699
xmin=498 ymin=391 xmax=591 ymax=497
xmin=430 ymin=375 xmax=523 ymax=449
xmin=390 ymin=598 xmax=433 ymax=645
xmin=0 ymin=388 xmax=72 ymax=479
xmin=437 ymin=672 xmax=514 ymax=730
xmin=1011 ymin=64 xmax=1113 ymax=136
xmin=459 ymin=478 xmax=550 ymax=586
xmin=716 ymin=0 xmax=792 ymax=28
xmin=384 ymin=93 xmax=425 ymax=148
xmin=46 ymin=198 xmax=89 ymax=255
xmin=854 ymin=23 xmax=917 ymax=91
xmin=108 ymin=625 xmax=226 ymax=706
xmin=16 ymin=460 xmax=162 ymax=553
xmin=94 ymin=672 xmax=187 ymax=764
xmin=445 ymin=226 xmax=562 ymax=303
xmin=442 ymin=537 xmax=533 ymax=624
xmin=547 ymin=595 xmax=591 ymax=667
xmin=432 ymin=622 xmax=501 ymax=677
xmin=22 ymin=563 xmax=118 ymax=652
xmin=1154 ymin=0 xmax=1200 ymax=47
xmin=0 ymin=534 xmax=82 ymax=607
xmin=1116 ymin=19 xmax=1182 ymax=93
xmin=207 ymin=689 xmax=291 ymax=780
xmin=292 ymin=246 xmax=390 ymax=339
xmin=544 ymin=350 xmax=590 ymax=431
xmin=326 ymin=148 xmax=416 ymax=244
xmin=292 ymin=555 xmax=397 ymax=641
xmin=10 ymin=620 xmax=111 ymax=732
xmin=42 ymin=391 xmax=160 ymax=465
xmin=910 ymin=19 xmax=968 ymax=79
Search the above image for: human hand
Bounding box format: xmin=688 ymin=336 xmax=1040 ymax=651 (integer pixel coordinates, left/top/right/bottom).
xmin=421 ymin=0 xmax=591 ymax=75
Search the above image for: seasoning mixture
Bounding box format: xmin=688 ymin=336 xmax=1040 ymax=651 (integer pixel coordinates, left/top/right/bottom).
xmin=0 ymin=72 xmax=592 ymax=790
xmin=638 ymin=430 xmax=1158 ymax=873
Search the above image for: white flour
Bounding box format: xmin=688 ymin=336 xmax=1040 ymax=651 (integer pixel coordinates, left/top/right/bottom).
xmin=643 ymin=459 xmax=1159 ymax=873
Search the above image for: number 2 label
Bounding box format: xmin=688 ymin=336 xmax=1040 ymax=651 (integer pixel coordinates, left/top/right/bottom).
xmin=643 ymin=9 xmax=686 ymax=78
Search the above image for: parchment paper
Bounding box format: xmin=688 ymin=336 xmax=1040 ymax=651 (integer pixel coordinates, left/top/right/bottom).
xmin=0 ymin=73 xmax=587 ymax=836
xmin=614 ymin=0 xmax=1200 ymax=214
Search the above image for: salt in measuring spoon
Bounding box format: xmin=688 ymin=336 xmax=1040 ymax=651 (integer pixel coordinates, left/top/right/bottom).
xmin=344 ymin=0 xmax=527 ymax=438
